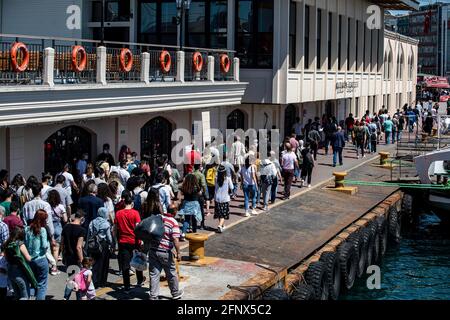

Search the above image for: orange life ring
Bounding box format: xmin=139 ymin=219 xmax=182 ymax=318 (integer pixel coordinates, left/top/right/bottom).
xmin=119 ymin=48 xmax=133 ymax=72
xmin=220 ymin=54 xmax=231 ymax=73
xmin=159 ymin=50 xmax=171 ymax=73
xmin=71 ymin=45 xmax=87 ymax=72
xmin=10 ymin=42 xmax=30 ymax=72
xmin=192 ymin=52 xmax=203 ymax=72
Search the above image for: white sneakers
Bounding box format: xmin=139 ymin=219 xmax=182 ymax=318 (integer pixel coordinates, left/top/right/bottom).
xmin=251 ymin=209 xmax=259 ymax=216
xmin=244 ymin=211 xmax=251 ymax=217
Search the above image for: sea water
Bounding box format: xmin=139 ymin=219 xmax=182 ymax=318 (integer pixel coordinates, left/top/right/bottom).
xmin=341 ymin=212 xmax=450 ymax=300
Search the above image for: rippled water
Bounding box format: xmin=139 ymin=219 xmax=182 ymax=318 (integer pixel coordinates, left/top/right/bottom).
xmin=341 ymin=212 xmax=450 ymax=300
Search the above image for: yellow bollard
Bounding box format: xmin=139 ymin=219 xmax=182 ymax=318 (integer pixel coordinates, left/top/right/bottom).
xmin=325 ymin=171 xmax=358 ymax=195
xmin=185 ymin=233 xmax=209 ymax=261
xmin=379 ymin=152 xmax=390 ymax=166
xmin=333 ymin=171 xmax=347 ymax=188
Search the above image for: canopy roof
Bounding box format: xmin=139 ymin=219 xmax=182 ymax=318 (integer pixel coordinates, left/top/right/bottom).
xmin=423 ymin=76 xmax=450 ymax=89
xmin=371 ymin=0 xmax=420 ymax=10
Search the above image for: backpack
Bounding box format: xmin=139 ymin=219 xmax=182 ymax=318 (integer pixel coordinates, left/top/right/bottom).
xmin=206 ymin=167 xmax=217 ymax=187
xmin=133 ymin=190 xmax=146 ymax=214
xmin=87 ymin=227 xmax=104 ymax=256
xmin=74 ymin=268 xmax=88 ymax=292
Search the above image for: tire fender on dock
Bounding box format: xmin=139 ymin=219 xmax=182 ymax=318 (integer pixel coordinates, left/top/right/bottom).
xmin=338 ymin=242 xmax=358 ymax=290
xmin=291 ymin=283 xmax=315 ymax=300
xmin=388 ymin=207 xmax=402 ymax=244
xmin=319 ymin=251 xmax=341 ymax=300
xmin=305 ymin=261 xmax=330 ymax=300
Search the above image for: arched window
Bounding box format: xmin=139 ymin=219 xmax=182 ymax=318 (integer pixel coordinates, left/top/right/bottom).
xmin=409 ymin=52 xmax=414 ymax=80
xmin=388 ymin=50 xmax=393 ymax=80
xmin=44 ymin=126 xmax=93 ymax=177
xmin=383 ymin=53 xmax=388 ymax=80
xmin=397 ymin=48 xmax=404 ymax=80
xmin=227 ymin=109 xmax=247 ymax=131
xmin=141 ymin=117 xmax=173 ymax=166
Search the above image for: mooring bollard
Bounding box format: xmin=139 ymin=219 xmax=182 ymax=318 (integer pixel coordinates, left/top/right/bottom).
xmin=185 ymin=233 xmax=209 ymax=261
xmin=333 ymin=171 xmax=347 ymax=188
xmin=379 ymin=152 xmax=390 ymax=166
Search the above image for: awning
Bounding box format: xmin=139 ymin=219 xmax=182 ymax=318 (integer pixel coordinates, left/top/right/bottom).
xmin=424 ymin=76 xmax=450 ymax=89
xmin=370 ymin=0 xmax=420 ymax=11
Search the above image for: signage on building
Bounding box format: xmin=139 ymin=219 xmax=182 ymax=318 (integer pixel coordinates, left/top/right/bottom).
xmin=336 ymin=81 xmax=359 ymax=94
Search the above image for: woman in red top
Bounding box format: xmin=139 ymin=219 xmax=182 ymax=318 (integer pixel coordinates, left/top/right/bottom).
xmin=114 ymin=190 xmax=144 ymax=293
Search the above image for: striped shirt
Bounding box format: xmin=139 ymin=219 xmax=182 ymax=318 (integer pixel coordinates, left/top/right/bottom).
xmin=152 ymin=216 xmax=180 ymax=251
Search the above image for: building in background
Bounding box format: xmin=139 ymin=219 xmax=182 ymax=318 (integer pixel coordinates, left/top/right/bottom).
xmin=386 ymin=1 xmax=450 ymax=77
xmin=0 ymin=0 xmax=419 ymax=177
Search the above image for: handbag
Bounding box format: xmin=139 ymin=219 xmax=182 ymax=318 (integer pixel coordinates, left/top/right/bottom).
xmin=130 ymin=250 xmax=148 ymax=272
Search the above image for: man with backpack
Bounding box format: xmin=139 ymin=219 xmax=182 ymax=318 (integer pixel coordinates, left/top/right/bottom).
xmin=150 ymin=173 xmax=171 ymax=214
xmin=368 ymin=121 xmax=378 ymax=153
xmin=132 ymin=177 xmax=148 ymax=217
xmin=354 ymin=121 xmax=366 ymax=159
xmin=307 ymin=126 xmax=321 ymax=161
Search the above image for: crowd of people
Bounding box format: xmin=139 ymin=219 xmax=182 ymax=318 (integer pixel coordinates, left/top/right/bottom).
xmin=0 ymin=100 xmax=443 ymax=300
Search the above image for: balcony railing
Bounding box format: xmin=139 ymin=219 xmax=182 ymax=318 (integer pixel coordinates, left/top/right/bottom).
xmin=0 ymin=33 xmax=239 ymax=87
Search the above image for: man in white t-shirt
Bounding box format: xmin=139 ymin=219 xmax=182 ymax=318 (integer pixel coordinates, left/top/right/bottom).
xmin=281 ymin=143 xmax=298 ymax=200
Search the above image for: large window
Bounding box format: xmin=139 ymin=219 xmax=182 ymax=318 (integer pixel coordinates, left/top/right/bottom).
xmin=138 ymin=0 xmax=227 ymax=48
xmin=317 ymin=9 xmax=322 ymax=69
xmin=338 ymin=15 xmax=342 ymax=70
xmin=92 ymin=0 xmax=131 ymax=22
xmin=347 ymin=17 xmax=351 ymax=71
xmin=304 ymin=5 xmax=310 ymax=69
xmin=328 ymin=12 xmax=332 ymax=70
xmin=236 ymin=0 xmax=274 ymax=68
xmin=289 ymin=0 xmax=297 ymax=68
xmin=356 ymin=20 xmax=359 ymax=69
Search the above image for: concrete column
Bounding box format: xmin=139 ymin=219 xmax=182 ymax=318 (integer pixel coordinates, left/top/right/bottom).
xmin=207 ymin=56 xmax=215 ymax=82
xmin=96 ymin=46 xmax=107 ymax=85
xmin=233 ymin=57 xmax=240 ymax=82
xmin=227 ymin=0 xmax=235 ymax=50
xmin=176 ymin=51 xmax=185 ymax=83
xmin=140 ymin=52 xmax=150 ymax=84
xmin=43 ymin=47 xmax=55 ymax=87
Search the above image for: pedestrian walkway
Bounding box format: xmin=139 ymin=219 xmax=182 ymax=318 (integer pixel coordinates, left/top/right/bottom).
xmin=45 ymin=141 xmax=397 ymax=300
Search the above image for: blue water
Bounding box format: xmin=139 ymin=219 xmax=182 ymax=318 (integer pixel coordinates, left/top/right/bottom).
xmin=341 ymin=212 xmax=450 ymax=300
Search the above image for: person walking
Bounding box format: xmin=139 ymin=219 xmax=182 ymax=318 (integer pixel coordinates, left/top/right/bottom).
xmin=147 ymin=204 xmax=183 ymax=300
xmin=60 ymin=210 xmax=86 ymax=269
xmin=345 ymin=113 xmax=355 ymax=143
xmin=3 ymin=227 xmax=35 ymax=300
xmin=22 ymin=184 xmax=54 ymax=237
xmin=269 ymin=151 xmax=283 ymax=204
xmin=281 ymin=143 xmax=298 ymax=200
xmin=214 ymin=165 xmax=234 ymax=232
xmin=86 ymin=207 xmax=112 ymax=288
xmin=259 ymin=159 xmax=277 ymax=211
xmin=307 ymin=126 xmax=321 ymax=161
xmin=24 ymin=209 xmax=50 ymax=300
xmin=354 ymin=121 xmax=366 ymax=159
xmin=114 ymin=191 xmax=144 ymax=293
xmin=78 ymin=183 xmax=104 ymax=229
xmin=383 ymin=116 xmax=394 ymax=145
xmin=331 ymin=127 xmax=346 ymax=167
xmin=47 ymin=189 xmax=68 ymax=276
xmin=240 ymin=156 xmax=258 ymax=217
xmin=178 ymin=174 xmax=202 ymax=238
xmin=300 ymin=146 xmax=315 ymax=188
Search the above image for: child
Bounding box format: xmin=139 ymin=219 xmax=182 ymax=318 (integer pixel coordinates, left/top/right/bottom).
xmin=64 ymin=257 xmax=96 ymax=300
xmin=0 ymin=252 xmax=7 ymax=301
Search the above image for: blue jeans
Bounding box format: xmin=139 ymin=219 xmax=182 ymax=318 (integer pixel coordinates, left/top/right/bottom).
xmin=270 ymin=177 xmax=278 ymax=203
xmin=243 ymin=184 xmax=257 ymax=211
xmin=397 ymin=130 xmax=402 ymax=141
xmin=261 ymin=182 xmax=272 ymax=207
xmin=385 ymin=131 xmax=391 ymax=145
xmin=8 ymin=264 xmax=30 ymax=300
xmin=30 ymin=257 xmax=49 ymax=300
xmin=181 ymin=215 xmax=197 ymax=234
xmin=333 ymin=147 xmax=343 ymax=166
xmin=64 ymin=285 xmax=83 ymax=300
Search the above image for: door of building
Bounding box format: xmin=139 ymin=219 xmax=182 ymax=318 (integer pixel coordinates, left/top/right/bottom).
xmin=141 ymin=117 xmax=173 ymax=167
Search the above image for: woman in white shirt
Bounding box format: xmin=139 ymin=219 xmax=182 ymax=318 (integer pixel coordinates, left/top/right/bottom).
xmin=240 ymin=156 xmax=258 ymax=217
xmin=214 ymin=165 xmax=233 ymax=233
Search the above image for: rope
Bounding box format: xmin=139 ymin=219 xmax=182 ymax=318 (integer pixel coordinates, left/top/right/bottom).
xmin=342 ymin=179 xmax=450 ymax=190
